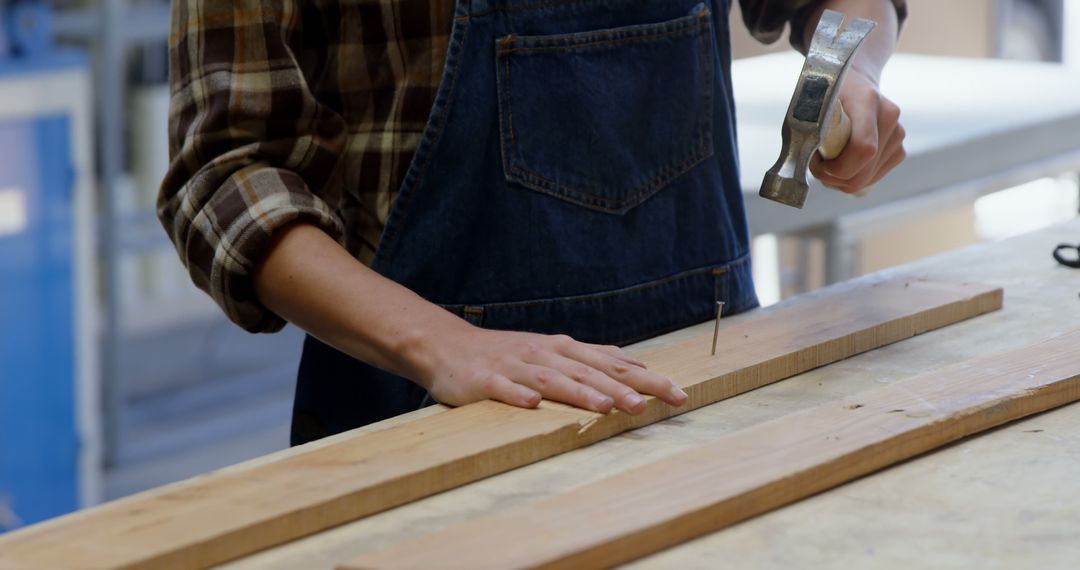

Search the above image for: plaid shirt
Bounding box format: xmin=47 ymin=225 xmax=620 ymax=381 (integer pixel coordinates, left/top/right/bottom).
xmin=160 ymin=0 xmax=906 ymax=333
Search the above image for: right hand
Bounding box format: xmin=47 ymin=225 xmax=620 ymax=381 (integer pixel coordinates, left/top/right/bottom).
xmin=406 ymin=323 xmax=689 ymax=415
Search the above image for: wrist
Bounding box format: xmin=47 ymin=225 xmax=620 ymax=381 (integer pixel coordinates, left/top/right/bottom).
xmin=850 ymin=59 xmax=883 ymax=86
xmin=390 ymin=310 xmax=474 ymax=388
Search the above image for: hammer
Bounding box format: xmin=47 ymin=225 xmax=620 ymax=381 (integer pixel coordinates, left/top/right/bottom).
xmin=759 ymin=10 xmax=877 ymax=209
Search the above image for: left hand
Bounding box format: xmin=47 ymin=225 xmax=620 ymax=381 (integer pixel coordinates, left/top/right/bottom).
xmin=810 ymin=67 xmax=906 ymax=194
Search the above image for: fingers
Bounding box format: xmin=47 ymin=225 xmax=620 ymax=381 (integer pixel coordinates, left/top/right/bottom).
xmin=560 ymin=342 xmax=689 ymax=409
xmin=432 ymin=330 xmax=687 ymax=416
xmin=587 ymin=343 xmax=648 ymax=369
xmin=518 ymin=336 xmax=688 ymax=415
xmin=814 ymin=131 xmax=905 ymax=193
xmin=513 ymin=363 xmax=616 ymax=413
xmin=811 ymin=75 xmax=905 ymax=195
xmin=847 ymin=127 xmax=907 ymax=192
xmin=530 ymin=352 xmax=650 ymax=414
xmin=483 ymin=373 xmax=542 ymax=409
xmin=866 ymin=139 xmax=907 ymax=187
xmin=820 ymin=95 xmax=880 ymax=181
xmin=813 ymin=104 xmax=905 ymax=194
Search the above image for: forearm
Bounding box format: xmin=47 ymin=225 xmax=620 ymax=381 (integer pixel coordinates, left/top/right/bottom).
xmin=805 ymin=0 xmax=899 ymax=82
xmin=253 ymin=222 xmax=460 ymax=385
xmin=251 ymin=223 xmax=687 ymax=414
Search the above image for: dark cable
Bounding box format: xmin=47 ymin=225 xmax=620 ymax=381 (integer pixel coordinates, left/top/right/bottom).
xmin=1053 ymin=243 xmax=1080 ymax=268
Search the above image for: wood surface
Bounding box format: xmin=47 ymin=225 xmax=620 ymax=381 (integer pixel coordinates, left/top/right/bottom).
xmin=0 ymin=277 xmax=1000 ymax=570
xmin=344 ymin=329 xmax=1080 ymax=570
xmin=216 ymin=220 xmax=1080 ymax=570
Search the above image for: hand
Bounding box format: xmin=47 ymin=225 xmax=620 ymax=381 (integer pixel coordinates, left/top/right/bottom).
xmin=810 ymin=67 xmax=906 ymax=194
xmin=254 ymin=223 xmax=688 ymax=416
xmin=407 ymin=322 xmax=690 ymax=415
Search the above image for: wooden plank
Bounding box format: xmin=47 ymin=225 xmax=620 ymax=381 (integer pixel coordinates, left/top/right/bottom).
xmin=0 ymin=278 xmax=1000 ymax=570
xmin=343 ymin=329 xmax=1080 ymax=570
xmin=219 ymin=221 xmax=1080 ymax=570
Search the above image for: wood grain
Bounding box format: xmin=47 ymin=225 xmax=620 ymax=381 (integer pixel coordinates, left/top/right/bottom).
xmin=344 ymin=329 xmax=1080 ymax=570
xmin=0 ymin=278 xmax=1000 ymax=570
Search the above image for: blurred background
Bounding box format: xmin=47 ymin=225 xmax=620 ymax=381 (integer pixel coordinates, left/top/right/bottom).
xmin=1 ymin=0 xmax=1078 ymax=531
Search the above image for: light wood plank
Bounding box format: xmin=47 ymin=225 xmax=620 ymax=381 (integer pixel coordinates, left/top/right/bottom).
xmin=215 ymin=221 xmax=1080 ymax=570
xmin=0 ymin=278 xmax=1000 ymax=570
xmin=344 ymin=329 xmax=1080 ymax=570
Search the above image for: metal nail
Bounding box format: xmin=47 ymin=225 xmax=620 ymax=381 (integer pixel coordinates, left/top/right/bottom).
xmin=711 ymin=301 xmax=725 ymax=356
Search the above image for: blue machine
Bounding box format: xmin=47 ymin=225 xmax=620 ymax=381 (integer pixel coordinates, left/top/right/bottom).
xmin=0 ymin=114 xmax=78 ymax=529
xmin=0 ymin=0 xmax=92 ymax=531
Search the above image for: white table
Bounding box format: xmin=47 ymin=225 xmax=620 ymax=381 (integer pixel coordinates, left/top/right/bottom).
xmin=733 ymin=53 xmax=1080 ymax=280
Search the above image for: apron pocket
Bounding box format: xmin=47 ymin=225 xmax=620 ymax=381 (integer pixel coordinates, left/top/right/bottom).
xmin=496 ymin=3 xmax=715 ymax=214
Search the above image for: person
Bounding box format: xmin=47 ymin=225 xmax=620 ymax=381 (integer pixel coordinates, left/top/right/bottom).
xmin=161 ymin=0 xmax=907 ymax=446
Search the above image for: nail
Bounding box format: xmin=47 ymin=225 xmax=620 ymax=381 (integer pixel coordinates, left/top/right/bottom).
xmin=592 ymin=394 xmax=614 ymax=411
xmin=522 ymin=391 xmax=541 ymax=407
xmin=626 ymin=393 xmax=646 ymax=411
xmin=711 ymin=301 xmax=725 ymax=356
xmin=671 ymin=386 xmax=689 ymax=403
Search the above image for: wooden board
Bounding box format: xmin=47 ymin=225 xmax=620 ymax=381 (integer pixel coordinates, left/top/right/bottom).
xmin=344 ymin=329 xmax=1080 ymax=570
xmin=213 ymin=221 xmax=1080 ymax=570
xmin=0 ymin=278 xmax=1000 ymax=570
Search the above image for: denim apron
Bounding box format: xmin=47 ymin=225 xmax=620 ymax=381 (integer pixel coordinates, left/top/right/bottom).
xmin=292 ymin=0 xmax=757 ymax=445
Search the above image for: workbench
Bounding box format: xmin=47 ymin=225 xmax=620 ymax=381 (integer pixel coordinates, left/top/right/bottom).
xmin=736 ymin=53 xmax=1080 ymax=282
xmin=170 ymin=218 xmax=1080 ymax=569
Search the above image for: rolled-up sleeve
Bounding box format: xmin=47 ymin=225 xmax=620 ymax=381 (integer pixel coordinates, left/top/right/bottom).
xmin=159 ymin=0 xmax=348 ymax=332
xmin=740 ymin=0 xmax=908 ymax=52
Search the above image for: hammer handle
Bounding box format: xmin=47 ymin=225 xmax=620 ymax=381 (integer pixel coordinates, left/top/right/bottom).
xmin=818 ymin=102 xmax=851 ymax=160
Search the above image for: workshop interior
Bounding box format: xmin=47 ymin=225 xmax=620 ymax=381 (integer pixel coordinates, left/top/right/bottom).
xmin=1 ymin=0 xmax=1079 ymax=566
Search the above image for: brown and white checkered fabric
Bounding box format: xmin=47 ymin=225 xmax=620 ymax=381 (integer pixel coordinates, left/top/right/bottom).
xmin=159 ymin=0 xmax=904 ymax=333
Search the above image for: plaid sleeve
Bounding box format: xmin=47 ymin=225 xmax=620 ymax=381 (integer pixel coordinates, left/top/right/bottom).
xmin=739 ymin=0 xmax=908 ymax=52
xmin=159 ymin=0 xmax=348 ymax=333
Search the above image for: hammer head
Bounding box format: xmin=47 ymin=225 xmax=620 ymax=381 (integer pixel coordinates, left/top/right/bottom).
xmin=759 ymin=10 xmax=876 ymax=209
xmin=760 ymin=171 xmax=811 ymax=209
